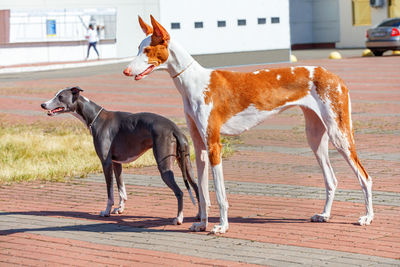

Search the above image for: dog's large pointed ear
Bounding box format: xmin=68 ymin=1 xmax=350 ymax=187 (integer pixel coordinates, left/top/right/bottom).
xmin=138 ymin=16 xmax=153 ymax=36
xmin=71 ymin=86 xmax=83 ymax=94
xmin=150 ymin=15 xmax=170 ymax=45
xmin=70 ymin=86 xmax=83 ymax=102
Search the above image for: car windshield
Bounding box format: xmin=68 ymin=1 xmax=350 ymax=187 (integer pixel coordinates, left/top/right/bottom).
xmin=378 ymin=19 xmax=400 ymax=27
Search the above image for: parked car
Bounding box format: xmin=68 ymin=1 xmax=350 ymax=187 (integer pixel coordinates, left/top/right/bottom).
xmin=366 ymin=18 xmax=400 ymax=56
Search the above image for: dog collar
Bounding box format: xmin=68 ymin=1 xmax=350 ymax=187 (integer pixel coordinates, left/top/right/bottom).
xmin=171 ymin=61 xmax=194 ymax=79
xmin=89 ymin=107 xmax=104 ymax=134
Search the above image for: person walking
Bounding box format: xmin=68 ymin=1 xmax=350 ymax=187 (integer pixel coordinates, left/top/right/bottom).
xmin=86 ymin=24 xmax=100 ymax=60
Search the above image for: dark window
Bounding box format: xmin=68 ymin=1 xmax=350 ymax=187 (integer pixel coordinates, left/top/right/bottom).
xmin=258 ymin=18 xmax=266 ymax=24
xmin=237 ymin=19 xmax=246 ymax=26
xmin=271 ymin=17 xmax=280 ymax=24
xmin=217 ymin=20 xmax=226 ymax=27
xmin=194 ymin=22 xmax=203 ymax=28
xmin=171 ymin=22 xmax=180 ymax=29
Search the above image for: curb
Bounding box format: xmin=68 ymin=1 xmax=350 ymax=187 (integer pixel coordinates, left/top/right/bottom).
xmin=0 ymin=57 xmax=134 ymax=74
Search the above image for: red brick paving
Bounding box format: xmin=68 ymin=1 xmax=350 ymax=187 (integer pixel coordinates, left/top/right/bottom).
xmin=1 ymin=180 xmax=399 ymax=259
xmin=1 ymin=233 xmax=255 ymax=267
xmin=1 ymin=55 xmax=400 ymax=264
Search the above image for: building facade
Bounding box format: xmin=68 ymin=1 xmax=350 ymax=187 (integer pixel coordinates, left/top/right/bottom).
xmin=2 ymin=0 xmax=398 ymax=67
xmin=0 ymin=0 xmax=290 ymax=67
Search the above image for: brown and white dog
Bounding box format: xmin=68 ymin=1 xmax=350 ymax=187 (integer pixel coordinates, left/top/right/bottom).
xmin=123 ymin=16 xmax=373 ymax=234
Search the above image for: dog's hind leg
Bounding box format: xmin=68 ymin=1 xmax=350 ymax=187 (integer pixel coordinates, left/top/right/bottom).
xmin=335 ymin=147 xmax=373 ymax=225
xmin=153 ymin=136 xmax=184 ymax=225
xmin=322 ymin=103 xmax=373 ymax=225
xmin=174 ymin=132 xmax=200 ymax=219
xmin=302 ymin=107 xmax=338 ymax=222
xmin=112 ymin=162 xmax=127 ymax=214
xmin=100 ymin=160 xmax=114 ymax=217
xmin=184 ymin=154 xmax=201 ymax=220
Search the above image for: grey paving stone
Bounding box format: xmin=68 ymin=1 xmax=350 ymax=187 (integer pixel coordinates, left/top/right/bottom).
xmin=1 ymin=213 xmax=399 ymax=266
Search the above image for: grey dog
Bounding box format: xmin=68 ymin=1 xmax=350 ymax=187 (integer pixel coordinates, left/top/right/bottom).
xmin=41 ymin=86 xmax=199 ymax=225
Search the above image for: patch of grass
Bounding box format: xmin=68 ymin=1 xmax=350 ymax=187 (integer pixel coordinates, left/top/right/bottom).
xmin=221 ymin=135 xmax=242 ymax=158
xmin=0 ymin=121 xmax=155 ymax=183
xmin=1 ymin=120 xmax=238 ymax=183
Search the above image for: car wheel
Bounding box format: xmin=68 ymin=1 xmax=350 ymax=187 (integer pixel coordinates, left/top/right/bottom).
xmin=371 ymin=50 xmax=384 ymax=56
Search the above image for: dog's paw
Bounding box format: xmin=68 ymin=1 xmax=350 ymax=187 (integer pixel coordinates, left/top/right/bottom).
xmin=189 ymin=222 xmax=207 ymax=232
xmin=211 ymin=224 xmax=229 ymax=234
xmin=99 ymin=210 xmax=110 ymax=217
xmin=173 ymin=217 xmax=183 ymax=225
xmin=311 ymin=213 xmax=330 ymax=222
xmin=111 ymin=207 xmax=124 ymax=214
xmin=358 ymin=215 xmax=373 ymax=226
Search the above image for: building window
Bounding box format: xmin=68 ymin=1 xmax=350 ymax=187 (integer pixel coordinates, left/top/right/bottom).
xmin=352 ymin=0 xmax=371 ymax=25
xmin=271 ymin=17 xmax=280 ymax=24
xmin=389 ymin=0 xmax=400 ymax=18
xmin=194 ymin=21 xmax=203 ymax=28
xmin=171 ymin=22 xmax=180 ymax=29
xmin=7 ymin=8 xmax=117 ymax=43
xmin=217 ymin=20 xmax=226 ymax=27
xmin=258 ymin=18 xmax=266 ymax=25
xmin=237 ymin=19 xmax=246 ymax=26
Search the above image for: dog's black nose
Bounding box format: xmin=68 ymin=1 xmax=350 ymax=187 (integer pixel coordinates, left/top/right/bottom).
xmin=41 ymin=103 xmax=46 ymax=109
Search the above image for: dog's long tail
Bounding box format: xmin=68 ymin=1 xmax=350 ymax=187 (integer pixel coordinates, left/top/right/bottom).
xmin=174 ymin=131 xmax=196 ymax=206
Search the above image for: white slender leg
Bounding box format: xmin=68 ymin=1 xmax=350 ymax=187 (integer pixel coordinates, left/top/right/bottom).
xmin=112 ymin=163 xmax=127 ymax=214
xmin=303 ymin=108 xmax=337 ymax=222
xmin=357 ymin=176 xmax=373 ymax=225
xmin=190 ymin=149 xmax=210 ymax=231
xmin=112 ymin=181 xmax=127 ymax=214
xmin=316 ymin=105 xmax=374 ymax=225
xmin=334 ymin=147 xmax=374 ymax=225
xmin=210 ymin=162 xmax=229 ymax=233
xmin=309 ymin=132 xmax=337 ymax=222
xmin=187 ymin=116 xmax=210 ymax=232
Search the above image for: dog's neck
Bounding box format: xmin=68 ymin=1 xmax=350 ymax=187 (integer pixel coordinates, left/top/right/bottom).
xmin=72 ymin=96 xmax=104 ymax=129
xmin=166 ymin=40 xmax=213 ymax=98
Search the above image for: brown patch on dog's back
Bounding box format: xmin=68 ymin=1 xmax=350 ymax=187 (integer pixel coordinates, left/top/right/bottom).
xmin=204 ymin=67 xmax=311 ymax=165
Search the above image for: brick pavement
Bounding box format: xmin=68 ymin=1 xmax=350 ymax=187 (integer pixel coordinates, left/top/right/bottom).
xmin=1 ymin=55 xmax=400 ymax=266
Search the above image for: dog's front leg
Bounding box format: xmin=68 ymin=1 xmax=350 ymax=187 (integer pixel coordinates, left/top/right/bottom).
xmin=186 ymin=116 xmax=210 ymax=232
xmin=112 ymin=162 xmax=127 ymax=214
xmin=208 ymin=139 xmax=229 ymax=234
xmin=100 ymin=161 xmax=114 ymax=217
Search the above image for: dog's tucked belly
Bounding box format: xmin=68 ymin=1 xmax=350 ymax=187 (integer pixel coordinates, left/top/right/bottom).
xmin=111 ymin=136 xmax=153 ymax=164
xmin=112 ymin=154 xmax=143 ymax=164
xmin=220 ymin=104 xmax=280 ymax=135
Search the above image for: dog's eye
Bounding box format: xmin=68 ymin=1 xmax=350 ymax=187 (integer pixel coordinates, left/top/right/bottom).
xmin=58 ymin=95 xmax=63 ymax=100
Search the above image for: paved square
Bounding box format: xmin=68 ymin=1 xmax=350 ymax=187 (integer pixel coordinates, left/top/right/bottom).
xmin=1 ymin=54 xmax=399 ymax=266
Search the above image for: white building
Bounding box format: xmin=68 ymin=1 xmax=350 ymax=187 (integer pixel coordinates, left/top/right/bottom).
xmin=3 ymin=0 xmax=397 ymax=67
xmin=0 ymin=0 xmax=291 ymax=67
